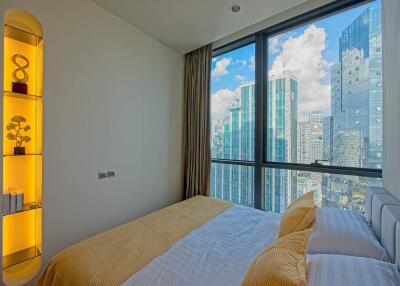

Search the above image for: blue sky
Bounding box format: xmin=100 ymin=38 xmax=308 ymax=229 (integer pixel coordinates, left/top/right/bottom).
xmin=211 ymin=0 xmax=380 ymax=121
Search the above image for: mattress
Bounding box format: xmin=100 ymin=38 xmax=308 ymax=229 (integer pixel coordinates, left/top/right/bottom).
xmin=37 ymin=196 xmax=232 ymax=286
xmin=122 ymin=204 xmax=281 ymax=286
xmin=38 ymin=192 xmax=400 ymax=286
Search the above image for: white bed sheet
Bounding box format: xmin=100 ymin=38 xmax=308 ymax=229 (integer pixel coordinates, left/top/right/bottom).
xmin=122 ymin=205 xmax=281 ymax=286
xmin=307 ymin=254 xmax=400 ymax=286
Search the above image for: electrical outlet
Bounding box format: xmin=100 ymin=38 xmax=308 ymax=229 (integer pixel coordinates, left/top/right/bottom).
xmin=98 ymin=172 xmax=107 ymax=179
xmin=107 ymin=170 xmax=116 ymax=177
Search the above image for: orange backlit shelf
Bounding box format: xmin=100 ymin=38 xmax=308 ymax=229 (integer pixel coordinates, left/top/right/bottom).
xmin=3 ymin=153 xmax=42 ymax=157
xmin=2 ymin=15 xmax=43 ymax=283
xmin=2 ymin=246 xmax=41 ymax=269
xmin=2 ymin=203 xmax=42 ymax=217
xmin=4 ymin=91 xmax=42 ymax=101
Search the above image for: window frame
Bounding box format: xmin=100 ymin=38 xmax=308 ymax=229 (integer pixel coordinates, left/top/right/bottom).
xmin=211 ymin=0 xmax=382 ymax=211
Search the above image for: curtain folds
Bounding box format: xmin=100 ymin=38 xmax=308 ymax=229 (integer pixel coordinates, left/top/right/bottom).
xmin=182 ymin=44 xmax=212 ymax=199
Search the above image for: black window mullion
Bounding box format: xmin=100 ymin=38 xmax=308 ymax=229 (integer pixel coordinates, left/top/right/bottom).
xmin=254 ymin=33 xmax=264 ymax=210
xmin=263 ymin=161 xmax=382 ymax=178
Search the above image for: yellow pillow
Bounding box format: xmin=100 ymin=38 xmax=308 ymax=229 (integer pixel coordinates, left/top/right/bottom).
xmin=242 ymin=229 xmax=311 ymax=286
xmin=278 ymin=191 xmax=316 ymax=238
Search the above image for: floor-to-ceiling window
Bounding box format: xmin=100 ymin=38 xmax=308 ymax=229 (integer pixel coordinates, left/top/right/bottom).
xmin=210 ymin=43 xmax=256 ymax=207
xmin=211 ymin=0 xmax=382 ymax=213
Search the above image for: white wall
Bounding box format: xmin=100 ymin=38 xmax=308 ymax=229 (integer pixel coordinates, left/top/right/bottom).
xmin=382 ymin=0 xmax=400 ymax=200
xmin=0 ymin=0 xmax=184 ymax=283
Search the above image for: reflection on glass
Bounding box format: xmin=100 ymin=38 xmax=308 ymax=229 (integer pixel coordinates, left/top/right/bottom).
xmin=266 ymin=0 xmax=382 ymax=170
xmin=264 ymin=168 xmax=381 ymax=214
xmin=211 ymin=163 xmax=254 ymax=207
xmin=210 ymin=44 xmax=255 ymax=161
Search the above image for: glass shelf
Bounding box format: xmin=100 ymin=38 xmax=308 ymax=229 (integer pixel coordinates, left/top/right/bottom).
xmin=2 ymin=246 xmax=41 ymax=269
xmin=3 ymin=153 xmax=42 ymax=158
xmin=4 ymin=91 xmax=42 ymax=101
xmin=3 ymin=203 xmax=42 ymax=217
xmin=4 ymin=24 xmax=42 ymax=46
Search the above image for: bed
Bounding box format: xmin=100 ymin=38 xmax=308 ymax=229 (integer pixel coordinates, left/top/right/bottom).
xmin=38 ymin=188 xmax=400 ymax=286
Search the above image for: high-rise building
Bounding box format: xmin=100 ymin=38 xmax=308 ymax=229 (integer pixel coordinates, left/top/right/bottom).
xmin=323 ymin=116 xmax=333 ymax=163
xmin=310 ymin=121 xmax=323 ymax=164
xmin=297 ymin=111 xmax=323 ymax=165
xmin=297 ymin=121 xmax=311 ymax=164
xmin=211 ymin=83 xmax=255 ymax=207
xmin=309 ymin=111 xmax=323 ymax=123
xmin=239 ymin=84 xmax=255 ymax=206
xmin=337 ymin=130 xmax=362 ymax=167
xmin=331 ymin=4 xmax=382 ymax=169
xmin=297 ymin=111 xmax=324 ymax=207
xmin=325 ymin=3 xmax=382 ymax=213
xmin=265 ymin=76 xmax=297 ymax=213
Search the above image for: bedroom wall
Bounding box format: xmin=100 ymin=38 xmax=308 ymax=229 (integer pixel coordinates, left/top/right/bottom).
xmin=382 ymin=0 xmax=400 ymax=200
xmin=0 ymin=0 xmax=184 ymax=283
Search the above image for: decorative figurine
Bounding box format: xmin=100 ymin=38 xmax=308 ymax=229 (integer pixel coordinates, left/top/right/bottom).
xmin=11 ymin=54 xmax=29 ymax=94
xmin=6 ymin=115 xmax=31 ymax=155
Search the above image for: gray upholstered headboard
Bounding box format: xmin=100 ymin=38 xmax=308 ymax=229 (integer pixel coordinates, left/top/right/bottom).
xmin=365 ymin=187 xmax=400 ymax=269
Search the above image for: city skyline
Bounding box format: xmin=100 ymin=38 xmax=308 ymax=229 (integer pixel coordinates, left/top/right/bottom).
xmin=211 ymin=0 xmax=381 ymax=124
xmin=211 ymin=0 xmax=382 ymax=213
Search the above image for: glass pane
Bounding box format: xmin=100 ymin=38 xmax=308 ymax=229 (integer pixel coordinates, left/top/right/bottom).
xmin=263 ymin=168 xmax=381 ymax=213
xmin=211 ymin=163 xmax=254 ymax=207
xmin=265 ymin=0 xmax=382 ymax=169
xmin=211 ymin=44 xmax=255 ymax=161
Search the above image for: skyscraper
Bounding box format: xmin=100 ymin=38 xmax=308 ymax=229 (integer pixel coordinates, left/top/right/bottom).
xmin=323 ymin=116 xmax=333 ymax=163
xmin=309 ymin=111 xmax=323 ymax=124
xmin=325 ymin=3 xmax=382 ymax=212
xmin=297 ymin=121 xmax=311 ymax=164
xmin=239 ymin=84 xmax=255 ymax=206
xmin=210 ymin=83 xmax=255 ymax=206
xmin=331 ymin=4 xmax=382 ymax=169
xmin=297 ymin=111 xmax=323 ymax=165
xmin=265 ymin=76 xmax=298 ymax=213
xmin=310 ymin=121 xmax=323 ymax=164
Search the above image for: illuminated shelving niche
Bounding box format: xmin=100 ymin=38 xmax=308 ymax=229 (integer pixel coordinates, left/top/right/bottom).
xmin=2 ymin=10 xmax=43 ymax=285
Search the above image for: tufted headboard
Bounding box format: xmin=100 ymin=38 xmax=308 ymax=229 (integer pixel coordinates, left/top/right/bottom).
xmin=365 ymin=187 xmax=400 ymax=269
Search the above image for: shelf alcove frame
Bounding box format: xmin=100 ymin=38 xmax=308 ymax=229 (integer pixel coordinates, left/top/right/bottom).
xmin=2 ymin=9 xmax=43 ymax=285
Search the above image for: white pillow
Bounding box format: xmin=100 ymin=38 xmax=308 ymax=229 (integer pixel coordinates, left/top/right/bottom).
xmin=308 ymin=207 xmax=391 ymax=262
xmin=307 ymin=254 xmax=400 ymax=286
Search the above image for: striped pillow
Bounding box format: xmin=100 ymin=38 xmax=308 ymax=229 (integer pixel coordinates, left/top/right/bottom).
xmin=307 ymin=254 xmax=400 ymax=286
xmin=308 ymin=207 xmax=390 ymax=262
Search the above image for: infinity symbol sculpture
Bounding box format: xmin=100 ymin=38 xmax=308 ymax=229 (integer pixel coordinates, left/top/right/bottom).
xmin=12 ymin=54 xmax=29 ymax=84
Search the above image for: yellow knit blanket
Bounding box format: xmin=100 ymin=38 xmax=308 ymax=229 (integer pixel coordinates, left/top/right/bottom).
xmin=37 ymin=196 xmax=232 ymax=286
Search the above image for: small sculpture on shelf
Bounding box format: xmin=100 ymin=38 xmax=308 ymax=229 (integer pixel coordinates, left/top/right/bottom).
xmin=11 ymin=54 xmax=29 ymax=94
xmin=6 ymin=115 xmax=31 ymax=155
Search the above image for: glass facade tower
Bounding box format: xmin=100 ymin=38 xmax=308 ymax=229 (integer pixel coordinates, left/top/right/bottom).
xmin=265 ymin=77 xmax=298 ymax=213
xmin=211 ymin=83 xmax=255 ymax=206
xmin=331 ymin=4 xmax=382 ymax=169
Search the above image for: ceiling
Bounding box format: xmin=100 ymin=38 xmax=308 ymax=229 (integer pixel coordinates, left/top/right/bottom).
xmin=92 ymin=0 xmax=307 ymax=54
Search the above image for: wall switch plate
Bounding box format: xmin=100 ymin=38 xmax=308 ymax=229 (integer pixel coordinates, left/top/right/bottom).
xmin=107 ymin=170 xmax=116 ymax=177
xmin=98 ymin=172 xmax=107 ymax=179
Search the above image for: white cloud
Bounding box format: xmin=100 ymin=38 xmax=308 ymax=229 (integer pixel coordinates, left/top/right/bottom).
xmin=269 ymin=25 xmax=331 ymax=121
xmin=211 ymin=88 xmax=240 ymax=121
xmin=235 ymin=74 xmax=246 ymax=81
xmin=212 ymin=58 xmax=231 ymax=77
xmin=269 ymin=35 xmax=281 ymax=53
xmin=236 ymin=59 xmax=247 ymax=67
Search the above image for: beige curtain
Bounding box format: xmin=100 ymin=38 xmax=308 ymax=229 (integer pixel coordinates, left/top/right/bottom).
xmin=182 ymin=44 xmax=212 ymax=199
